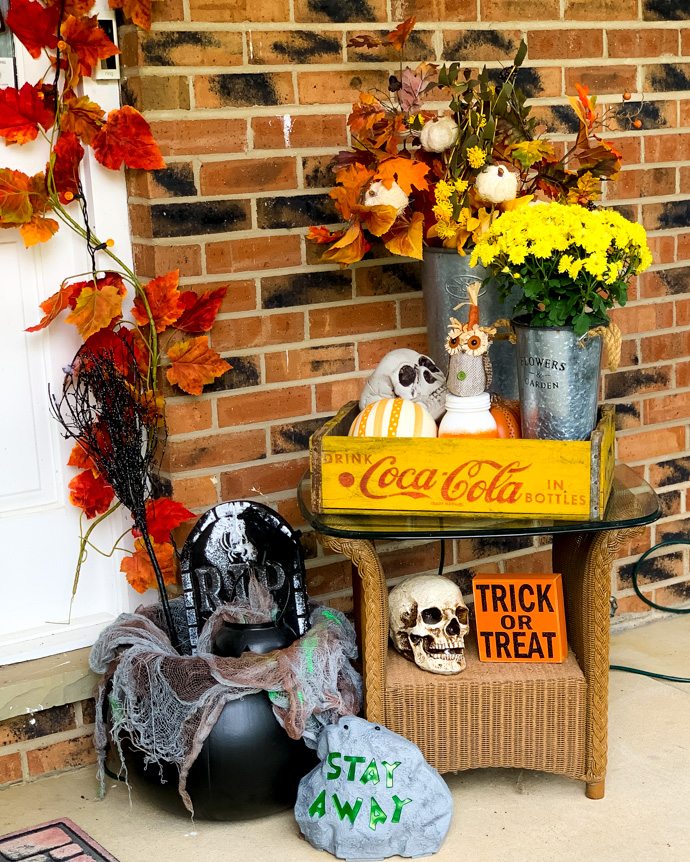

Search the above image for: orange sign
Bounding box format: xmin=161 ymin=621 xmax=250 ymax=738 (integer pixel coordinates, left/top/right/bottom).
xmin=472 ymin=574 xmax=568 ymax=663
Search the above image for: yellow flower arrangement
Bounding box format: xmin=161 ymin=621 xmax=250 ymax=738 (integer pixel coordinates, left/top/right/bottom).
xmin=471 ymin=202 xmax=652 ymax=334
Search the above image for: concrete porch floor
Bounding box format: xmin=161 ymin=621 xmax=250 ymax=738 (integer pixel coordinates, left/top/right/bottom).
xmin=1 ymin=615 xmax=689 ymax=862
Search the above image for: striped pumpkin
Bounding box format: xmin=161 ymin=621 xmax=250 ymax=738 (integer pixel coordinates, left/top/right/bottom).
xmin=349 ymin=398 xmax=437 ymax=438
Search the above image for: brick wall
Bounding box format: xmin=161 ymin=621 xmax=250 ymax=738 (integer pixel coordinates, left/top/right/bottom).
xmin=0 ymin=700 xmax=97 ymax=790
xmin=120 ymin=0 xmax=690 ymax=623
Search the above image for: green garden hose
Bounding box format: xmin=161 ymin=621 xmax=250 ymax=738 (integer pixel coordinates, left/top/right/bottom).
xmin=609 ymin=540 xmax=690 ymax=683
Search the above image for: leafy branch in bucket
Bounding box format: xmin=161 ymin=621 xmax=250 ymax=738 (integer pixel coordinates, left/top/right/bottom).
xmin=1 ymin=0 xmax=230 ymax=612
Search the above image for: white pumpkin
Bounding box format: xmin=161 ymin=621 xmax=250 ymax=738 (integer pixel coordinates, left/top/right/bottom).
xmin=474 ymin=165 xmax=519 ymax=204
xmin=419 ymin=117 xmax=459 ymax=153
xmin=364 ymin=180 xmax=409 ymax=216
xmin=349 ymin=398 xmax=437 ymax=438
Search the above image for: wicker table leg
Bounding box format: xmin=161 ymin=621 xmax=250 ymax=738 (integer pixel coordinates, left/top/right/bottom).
xmin=553 ymin=522 xmax=643 ymax=799
xmin=314 ymin=534 xmax=389 ymax=725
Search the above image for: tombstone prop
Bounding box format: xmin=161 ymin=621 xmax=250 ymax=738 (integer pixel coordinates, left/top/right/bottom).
xmin=295 ymin=716 xmax=453 ymax=861
xmin=179 ymin=501 xmax=310 ymax=654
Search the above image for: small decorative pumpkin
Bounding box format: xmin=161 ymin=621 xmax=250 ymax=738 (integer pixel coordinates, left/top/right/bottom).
xmin=474 ymin=164 xmax=519 ymax=204
xmin=349 ymin=398 xmax=437 ymax=438
xmin=363 ymin=180 xmax=409 ymax=216
xmin=490 ymin=403 xmax=521 ymax=439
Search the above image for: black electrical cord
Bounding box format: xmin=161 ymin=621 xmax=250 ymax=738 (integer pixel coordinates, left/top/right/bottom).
xmin=438 ymin=539 xmax=445 ymax=577
xmin=610 ymin=540 xmax=690 ymax=683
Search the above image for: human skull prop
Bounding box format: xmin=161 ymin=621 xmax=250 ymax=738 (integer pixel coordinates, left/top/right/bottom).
xmin=360 ymin=348 xmax=447 ymax=421
xmin=389 ymin=575 xmax=470 ymax=675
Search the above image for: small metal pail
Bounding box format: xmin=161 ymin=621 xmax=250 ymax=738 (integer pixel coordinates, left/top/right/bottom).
xmin=513 ymin=317 xmax=604 ymax=440
xmin=421 ymin=247 xmax=519 ymax=399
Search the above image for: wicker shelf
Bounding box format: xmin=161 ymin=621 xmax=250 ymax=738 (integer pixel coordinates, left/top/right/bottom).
xmin=384 ymin=634 xmax=587 ymax=776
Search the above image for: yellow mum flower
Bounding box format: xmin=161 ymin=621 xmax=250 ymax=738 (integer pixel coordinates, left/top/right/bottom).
xmin=454 ymin=178 xmax=468 ymax=193
xmin=467 ymin=147 xmax=486 ymax=169
xmin=433 ymin=201 xmax=453 ymax=221
xmin=435 ymin=180 xmax=453 ymax=201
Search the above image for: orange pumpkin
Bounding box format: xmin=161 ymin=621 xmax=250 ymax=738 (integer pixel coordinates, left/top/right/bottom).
xmin=490 ymin=403 xmax=521 ymax=439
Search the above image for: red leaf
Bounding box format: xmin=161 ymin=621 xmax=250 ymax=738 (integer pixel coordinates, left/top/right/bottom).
xmin=51 ymin=132 xmax=83 ymax=204
xmin=0 ymin=167 xmax=33 ymax=225
xmin=60 ymin=89 xmax=105 ymax=145
xmin=120 ymin=538 xmax=178 ymax=594
xmin=0 ymin=82 xmax=55 ymax=145
xmin=68 ymin=469 xmax=114 ymax=518
xmin=175 ymin=286 xmax=227 ymax=333
xmin=60 ymin=15 xmax=119 ymax=78
xmin=307 ymin=225 xmax=345 ymax=244
xmin=67 ymin=440 xmax=94 ymax=470
xmin=26 ymin=281 xmax=81 ymax=331
xmin=132 ymin=270 xmax=184 ymax=333
xmin=84 ymin=326 xmax=137 ymax=375
xmin=109 ymin=0 xmax=163 ymax=32
xmin=6 ymin=0 xmax=60 ymax=60
xmin=92 ymin=105 xmax=165 ymax=171
xmin=166 ymin=336 xmax=231 ymax=395
xmin=387 ymin=16 xmax=416 ymax=51
xmin=131 ymin=497 xmax=196 ymax=543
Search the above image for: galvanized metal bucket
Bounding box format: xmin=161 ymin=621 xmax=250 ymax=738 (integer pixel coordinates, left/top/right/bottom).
xmin=421 ymin=246 xmax=519 ymax=399
xmin=513 ymin=317 xmax=604 ymax=440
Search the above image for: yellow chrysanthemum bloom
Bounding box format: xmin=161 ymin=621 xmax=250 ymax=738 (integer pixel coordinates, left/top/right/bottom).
xmin=454 ymin=179 xmax=468 ymax=193
xmin=432 ymin=201 xmax=453 ymax=221
xmin=435 ymin=180 xmax=453 ymax=202
xmin=467 ymin=147 xmax=486 ymax=169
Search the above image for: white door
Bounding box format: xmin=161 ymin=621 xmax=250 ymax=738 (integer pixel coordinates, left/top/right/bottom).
xmin=0 ymin=4 xmax=138 ymax=664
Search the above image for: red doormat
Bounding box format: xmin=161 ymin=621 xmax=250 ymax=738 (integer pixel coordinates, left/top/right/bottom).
xmin=0 ymin=819 xmax=120 ymax=862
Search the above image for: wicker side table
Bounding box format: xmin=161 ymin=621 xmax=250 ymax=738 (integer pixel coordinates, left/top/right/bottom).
xmin=298 ymin=464 xmax=660 ymax=799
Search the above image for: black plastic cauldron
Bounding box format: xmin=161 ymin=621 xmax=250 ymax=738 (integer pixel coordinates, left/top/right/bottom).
xmin=127 ymin=620 xmax=316 ymax=821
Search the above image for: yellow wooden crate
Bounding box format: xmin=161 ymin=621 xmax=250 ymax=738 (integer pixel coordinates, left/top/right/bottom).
xmin=310 ymin=401 xmax=615 ymax=519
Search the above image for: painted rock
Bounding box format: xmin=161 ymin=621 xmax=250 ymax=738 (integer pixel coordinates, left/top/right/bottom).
xmin=295 ymin=716 xmax=453 ymax=861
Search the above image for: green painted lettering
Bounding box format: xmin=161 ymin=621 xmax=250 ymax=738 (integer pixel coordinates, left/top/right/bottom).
xmin=381 ymin=761 xmax=401 ymax=789
xmin=368 ymin=797 xmax=387 ymax=831
xmin=343 ymin=755 xmax=366 ymax=781
xmin=391 ymin=795 xmax=412 ymax=824
xmin=326 ymin=752 xmax=342 ymax=780
xmin=332 ymin=794 xmax=363 ymax=824
xmin=309 ymin=790 xmax=326 ymax=819
xmin=359 ymin=759 xmax=380 ymax=785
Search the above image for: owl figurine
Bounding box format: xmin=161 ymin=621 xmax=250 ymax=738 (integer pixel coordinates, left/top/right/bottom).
xmin=445 ymin=282 xmax=496 ymax=397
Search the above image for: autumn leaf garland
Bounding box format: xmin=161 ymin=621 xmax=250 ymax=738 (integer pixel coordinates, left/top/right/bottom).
xmin=1 ymin=0 xmax=230 ymax=595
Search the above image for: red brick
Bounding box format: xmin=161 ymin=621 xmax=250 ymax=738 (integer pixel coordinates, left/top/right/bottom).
xmin=608 ymin=28 xmax=678 ymax=58
xmin=483 ymin=0 xmax=559 ymax=18
xmin=393 ymin=0 xmax=476 ymax=21
xmin=294 ymin=0 xmax=386 ymax=21
xmin=609 ymin=302 xmax=674 ymax=335
xmin=211 ymin=312 xmax=304 ymax=351
xmin=565 ymin=0 xmax=637 ymax=19
xmin=654 ymin=581 xmax=690 ymax=608
xmin=646 ymin=235 xmax=676 ymax=265
xmin=126 ymin=75 xmax=190 ymax=111
xmin=165 ymin=400 xmax=213 ymax=435
xmin=443 ymin=30 xmax=521 ymax=61
xmin=645 ymin=133 xmax=687 ymax=163
xmin=641 ymin=330 xmax=690 ymax=362
xmin=680 ymin=169 xmax=690 ymax=196
xmin=217 ymin=386 xmax=312 ymax=427
xmin=351 ymin=29 xmax=435 ymax=63
xmin=357 ymin=333 xmax=431 ymax=369
xmin=26 ymin=735 xmax=97 ymax=777
xmin=400 ymin=297 xmax=426 ymax=329
xmin=564 ymin=65 xmax=637 ymax=95
xmin=614 ymin=594 xmax=652 ymax=615
xmin=152 ymin=0 xmax=183 ymax=21
xmin=683 ymin=29 xmax=690 ymax=57
xmin=126 ymin=161 xmax=196 ymax=200
xmin=251 ymin=114 xmax=347 ymax=150
xmin=266 ymin=344 xmax=356 ymax=383
xmin=298 ymin=70 xmax=388 ymax=105
xmin=248 ymin=30 xmax=342 ymax=64
xmin=379 ymin=542 xmax=444 ymax=581
xmin=166 ymin=429 xmax=265 ymax=471
xmin=309 ymin=302 xmax=396 ymax=339
xmin=129 ymin=30 xmax=243 ymax=67
xmin=194 ymin=72 xmax=294 ymax=109
xmin=132 ymin=243 xmax=202 ymax=278
xmin=200 ymin=157 xmax=297 ymax=196
xmin=677 ymin=298 xmax=690 ymax=325
xmin=277 ymin=495 xmax=306 ymax=527
xmin=617 ymin=426 xmax=685 ymax=462
xmin=206 ymin=236 xmax=302 ymax=274
xmin=503 ymin=550 xmax=553 ymax=574
xmin=306 ymin=558 xmax=352 ymax=595
xmin=189 ymin=0 xmax=290 ymax=21
xmin=0 ymin=751 xmax=22 ymax=785
xmin=529 ymin=29 xmax=603 ymax=59
xmin=0 ymin=704 xmax=76 ymax=746
xmin=606 ymin=167 xmax=676 ymax=200
xmin=150 ymin=119 xmax=246 ymax=157
xmin=221 ymin=457 xmax=309 ymax=498
xmin=644 ymin=391 xmax=690 ymax=424
xmin=213 ymin=280 xmax=256 ymax=313
xmin=315 ymin=377 xmax=366 ymax=412
xmin=609 ymin=136 xmax=641 ymax=164
xmin=170 ymin=476 xmax=219 ymax=510
xmin=677 ymin=360 xmax=690 ymax=387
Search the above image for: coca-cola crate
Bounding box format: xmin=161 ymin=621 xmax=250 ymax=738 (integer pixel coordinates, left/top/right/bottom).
xmin=309 ymin=402 xmax=615 ymax=520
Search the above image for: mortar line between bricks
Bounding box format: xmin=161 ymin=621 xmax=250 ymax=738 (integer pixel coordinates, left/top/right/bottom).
xmin=617 ymin=421 xmax=690 ymax=438
xmin=165 ymin=373 xmax=368 ymax=404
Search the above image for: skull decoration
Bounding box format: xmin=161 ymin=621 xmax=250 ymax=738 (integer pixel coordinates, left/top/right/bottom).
xmin=389 ymin=575 xmax=470 ymax=675
xmin=359 ymin=348 xmax=447 ymax=421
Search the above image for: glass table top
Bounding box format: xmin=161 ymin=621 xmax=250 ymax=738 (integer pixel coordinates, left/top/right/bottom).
xmin=297 ymin=463 xmax=660 ymax=540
